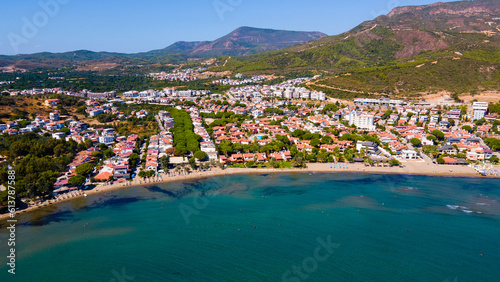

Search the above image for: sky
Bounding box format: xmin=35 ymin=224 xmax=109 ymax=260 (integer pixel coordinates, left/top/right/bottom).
xmin=0 ymin=0 xmax=455 ymax=55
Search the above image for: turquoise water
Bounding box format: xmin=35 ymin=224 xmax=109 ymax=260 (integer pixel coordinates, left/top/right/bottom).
xmin=1 ymin=173 xmax=499 ymax=281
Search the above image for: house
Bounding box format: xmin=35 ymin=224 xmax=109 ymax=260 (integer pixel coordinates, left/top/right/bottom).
xmin=442 ymin=157 xmax=468 ymax=165
xmin=49 ymin=111 xmax=60 ymax=121
xmin=45 ymin=99 xmax=59 ymax=107
xmin=269 ymin=152 xmax=283 ymax=162
xmin=95 ymin=171 xmax=114 ymax=181
xmin=88 ymin=109 xmax=104 ymax=117
xmin=356 ymin=141 xmax=380 ymax=155
xmin=145 ymin=160 xmax=158 ymax=172
xmin=243 ymin=153 xmax=254 ymax=162
xmin=52 ymin=132 xmax=65 ymax=140
xmin=254 ymin=153 xmax=266 ymax=162
xmin=229 ymin=154 xmax=244 ymax=164
xmin=401 ymin=150 xmax=418 ymax=160
xmin=281 ymin=151 xmax=292 ymax=161
xmin=95 ymin=165 xmax=115 ymax=181
xmin=6 ymin=122 xmax=18 ymax=129
xmin=438 ymin=145 xmax=457 ymax=155
xmin=113 ymin=165 xmax=130 ymax=179
xmin=467 ymin=147 xmax=494 ymax=161
xmin=98 ymin=135 xmax=114 ymax=145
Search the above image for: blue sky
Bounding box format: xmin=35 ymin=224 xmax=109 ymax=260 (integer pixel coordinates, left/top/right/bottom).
xmin=0 ymin=0 xmax=453 ymax=55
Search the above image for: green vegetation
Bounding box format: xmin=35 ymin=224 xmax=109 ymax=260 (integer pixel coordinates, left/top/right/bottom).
xmin=410 ymin=138 xmax=422 ymax=147
xmin=389 ymin=159 xmax=401 ymax=167
xmin=69 ymin=175 xmax=86 ymax=187
xmin=159 ymin=155 xmax=169 ymax=171
xmin=194 ymin=151 xmax=208 ymax=161
xmin=430 ymin=130 xmax=445 ymax=141
xmin=489 ymin=102 xmax=500 ymax=114
xmin=169 ymin=108 xmax=201 ymax=156
xmin=484 ymin=138 xmax=500 ymax=151
xmin=75 ymin=163 xmax=94 ymax=176
xmin=0 ymin=132 xmax=82 ymax=209
xmin=129 ymin=153 xmax=140 ymax=168
xmin=138 ymin=170 xmax=155 ymax=178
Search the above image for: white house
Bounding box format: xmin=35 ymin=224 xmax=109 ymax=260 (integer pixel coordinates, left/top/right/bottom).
xmin=98 ymin=135 xmax=114 ymax=144
xmin=401 ymin=150 xmax=418 ymax=160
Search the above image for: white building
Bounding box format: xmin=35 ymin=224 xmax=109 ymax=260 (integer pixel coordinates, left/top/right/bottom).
xmin=401 ymin=150 xmax=418 ymax=160
xmin=123 ymin=91 xmax=138 ymax=98
xmin=98 ymin=135 xmax=114 ymax=144
xmin=252 ymin=109 xmax=263 ymax=118
xmin=472 ymin=102 xmax=488 ymax=121
xmin=349 ymin=112 xmax=375 ymax=131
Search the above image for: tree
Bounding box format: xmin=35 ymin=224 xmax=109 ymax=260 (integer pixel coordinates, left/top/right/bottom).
xmin=129 ymin=153 xmax=140 ymax=167
xmin=84 ymin=138 xmax=93 ymax=149
xmin=175 ymin=146 xmax=187 ymax=156
xmin=437 ymin=157 xmax=445 ymax=164
xmin=160 ymin=155 xmax=169 ymax=170
xmin=475 ymin=118 xmax=486 ymax=126
xmin=194 ymin=151 xmax=208 ymax=161
xmin=69 ymin=175 xmax=86 ymax=187
xmin=10 ymin=141 xmax=29 ymax=157
xmin=310 ymin=138 xmax=321 ymax=147
xmin=76 ymin=106 xmax=87 ymax=115
xmin=60 ymin=128 xmax=70 ymax=134
xmin=462 ymin=125 xmax=472 ymax=132
xmin=37 ymin=170 xmax=58 ymax=197
xmin=75 ymin=163 xmax=94 ymax=176
xmin=54 ymin=143 xmax=65 ymax=157
xmin=103 ymin=149 xmax=115 ymax=158
xmin=91 ymin=150 xmax=103 ymax=159
xmin=320 ymin=135 xmax=332 ymax=145
xmin=430 ymin=130 xmax=445 ymax=141
xmin=490 ymin=156 xmax=499 ymax=164
xmin=165 ymin=147 xmax=175 ymax=156
xmin=389 ymin=159 xmax=401 ymax=167
xmin=189 ymin=157 xmax=196 ymax=169
xmin=410 ymin=138 xmax=422 ymax=147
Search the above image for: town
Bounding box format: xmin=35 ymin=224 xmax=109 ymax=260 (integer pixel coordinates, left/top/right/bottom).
xmin=1 ymin=78 xmax=500 ymax=208
xmin=149 ymin=68 xmax=206 ymax=81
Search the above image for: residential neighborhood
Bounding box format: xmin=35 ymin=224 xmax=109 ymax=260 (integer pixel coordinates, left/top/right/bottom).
xmin=1 ymin=81 xmax=500 ymax=204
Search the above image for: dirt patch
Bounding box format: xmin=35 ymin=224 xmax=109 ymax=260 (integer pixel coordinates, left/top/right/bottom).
xmin=198 ymin=71 xmax=231 ymax=79
xmin=460 ymin=90 xmax=500 ymax=103
xmin=421 ymin=90 xmax=500 ymax=104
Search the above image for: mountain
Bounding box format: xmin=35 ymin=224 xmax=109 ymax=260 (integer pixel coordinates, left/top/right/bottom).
xmin=212 ymin=0 xmax=500 ymax=97
xmin=135 ymin=26 xmax=327 ymax=58
xmin=0 ymin=27 xmax=327 ymax=69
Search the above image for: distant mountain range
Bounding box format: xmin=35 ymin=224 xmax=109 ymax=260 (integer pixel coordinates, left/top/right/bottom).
xmin=139 ymin=26 xmax=327 ymax=58
xmin=0 ymin=27 xmax=327 ymax=69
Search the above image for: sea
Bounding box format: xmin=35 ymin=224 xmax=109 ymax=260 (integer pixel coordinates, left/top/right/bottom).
xmin=0 ymin=173 xmax=499 ymax=281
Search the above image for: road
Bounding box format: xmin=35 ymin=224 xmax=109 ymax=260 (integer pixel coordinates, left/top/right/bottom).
xmin=155 ymin=114 xmax=165 ymax=132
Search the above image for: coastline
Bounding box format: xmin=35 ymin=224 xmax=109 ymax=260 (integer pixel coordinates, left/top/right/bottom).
xmin=2 ymin=162 xmax=498 ymax=221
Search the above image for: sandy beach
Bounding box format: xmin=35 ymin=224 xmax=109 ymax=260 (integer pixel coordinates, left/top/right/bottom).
xmin=2 ymin=162 xmax=498 ymax=221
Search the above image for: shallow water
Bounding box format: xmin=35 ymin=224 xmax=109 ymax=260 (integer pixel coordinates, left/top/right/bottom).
xmin=1 ymin=173 xmax=499 ymax=281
